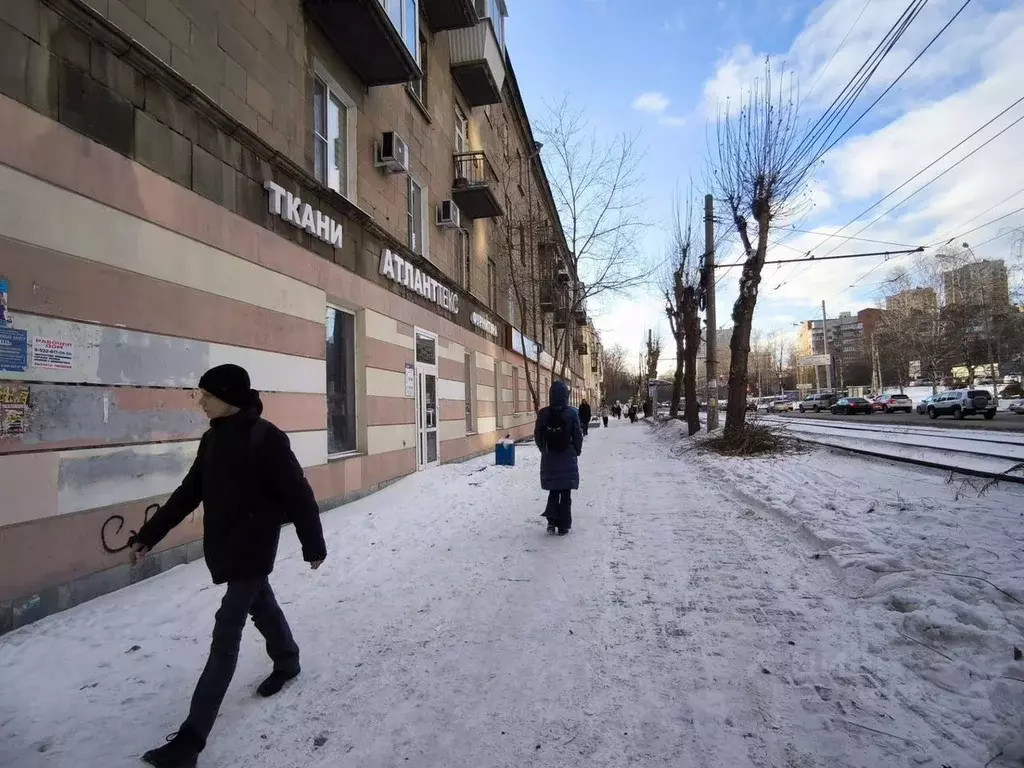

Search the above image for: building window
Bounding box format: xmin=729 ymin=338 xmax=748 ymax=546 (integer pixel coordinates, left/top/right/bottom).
xmin=513 ymin=367 xmax=520 ymax=413
xmin=408 ymin=177 xmax=427 ymax=256
xmin=475 ymin=0 xmax=504 ymax=51
xmin=313 ymin=68 xmax=356 ymax=200
xmin=487 ymin=259 xmax=496 ymax=308
xmin=519 ymin=224 xmax=526 ymax=265
xmin=457 ymin=228 xmax=471 ymax=290
xmin=464 ymin=352 xmax=475 ymax=433
xmin=326 ymin=306 xmax=357 ymax=455
xmin=455 ymin=105 xmax=468 ymax=153
xmin=409 ymin=33 xmax=428 ymax=106
xmin=381 ymin=0 xmax=418 ymax=60
xmin=507 ymin=285 xmax=516 ymax=325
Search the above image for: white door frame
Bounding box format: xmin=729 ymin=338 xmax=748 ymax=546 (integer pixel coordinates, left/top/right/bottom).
xmin=414 ymin=328 xmax=439 ymax=469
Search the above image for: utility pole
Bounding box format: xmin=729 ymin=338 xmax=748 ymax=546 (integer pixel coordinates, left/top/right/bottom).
xmin=704 ymin=194 xmax=718 ymax=431
xmin=821 ymin=300 xmax=832 ymax=390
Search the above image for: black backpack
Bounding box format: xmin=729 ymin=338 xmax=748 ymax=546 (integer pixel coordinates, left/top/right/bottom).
xmin=543 ymin=407 xmax=572 ymax=452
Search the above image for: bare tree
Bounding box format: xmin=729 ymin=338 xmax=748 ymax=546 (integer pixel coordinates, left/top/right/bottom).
xmin=537 ymin=97 xmax=654 ymax=379
xmin=664 ymin=194 xmax=703 ymax=433
xmin=707 ymin=60 xmax=812 ymax=438
xmin=601 ymin=343 xmax=631 ymax=406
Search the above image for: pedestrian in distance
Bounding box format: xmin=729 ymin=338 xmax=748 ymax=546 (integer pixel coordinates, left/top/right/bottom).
xmin=578 ymin=399 xmax=592 ymax=437
xmin=601 ymin=403 xmax=609 ymax=428
xmin=128 ymin=364 xmax=327 ymax=768
xmin=629 ymin=404 xmax=638 ymax=423
xmin=535 ymin=380 xmax=584 ymax=536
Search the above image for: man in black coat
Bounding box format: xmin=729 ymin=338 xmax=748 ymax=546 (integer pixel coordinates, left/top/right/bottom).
xmin=129 ymin=364 xmax=327 ymax=768
xmin=578 ymin=399 xmax=592 ymax=436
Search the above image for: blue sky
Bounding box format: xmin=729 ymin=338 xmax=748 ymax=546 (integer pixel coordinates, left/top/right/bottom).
xmin=504 ymin=0 xmax=1024 ymax=369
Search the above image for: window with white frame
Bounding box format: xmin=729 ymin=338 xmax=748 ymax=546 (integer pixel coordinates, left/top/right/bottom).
xmin=455 ymin=105 xmax=468 ymax=153
xmin=474 ymin=0 xmax=504 ymax=51
xmin=409 ymin=32 xmax=427 ymax=105
xmin=313 ymin=68 xmax=356 ymax=200
xmin=326 ymin=306 xmax=357 ymax=455
xmin=380 ymin=0 xmax=419 ymax=60
xmin=457 ymin=228 xmax=471 ymax=290
xmin=407 ymin=177 xmax=427 ymax=256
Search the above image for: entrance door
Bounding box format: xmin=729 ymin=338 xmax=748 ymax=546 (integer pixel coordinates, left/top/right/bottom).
xmin=414 ymin=330 xmax=439 ymax=469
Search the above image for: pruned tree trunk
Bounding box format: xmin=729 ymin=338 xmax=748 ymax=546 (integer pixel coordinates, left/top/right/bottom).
xmin=682 ymin=291 xmax=701 ymax=436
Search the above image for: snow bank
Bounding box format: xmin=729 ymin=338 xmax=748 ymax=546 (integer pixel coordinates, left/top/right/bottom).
xmin=691 ymin=445 xmax=1024 ymax=762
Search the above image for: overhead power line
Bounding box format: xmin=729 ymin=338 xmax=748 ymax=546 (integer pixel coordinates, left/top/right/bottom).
xmin=715 ymin=247 xmax=923 ymax=268
xmin=815 ymin=0 xmax=974 ymax=162
xmin=769 ymin=93 xmax=1024 ymax=295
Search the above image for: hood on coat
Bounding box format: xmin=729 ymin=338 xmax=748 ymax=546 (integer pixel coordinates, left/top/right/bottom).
xmin=549 ymin=380 xmax=570 ymax=408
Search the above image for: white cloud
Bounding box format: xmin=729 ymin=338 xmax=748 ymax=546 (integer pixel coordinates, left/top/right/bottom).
xmin=696 ymin=0 xmax=1024 ymax=330
xmin=632 ymin=92 xmax=670 ymax=114
xmin=658 ymin=115 xmax=688 ymax=128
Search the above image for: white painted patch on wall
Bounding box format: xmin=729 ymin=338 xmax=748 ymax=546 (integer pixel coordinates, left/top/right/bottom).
xmin=1 ymin=315 xmax=325 ymax=394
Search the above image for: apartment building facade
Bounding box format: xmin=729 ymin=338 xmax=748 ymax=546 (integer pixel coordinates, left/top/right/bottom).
xmin=0 ymin=0 xmax=594 ymax=631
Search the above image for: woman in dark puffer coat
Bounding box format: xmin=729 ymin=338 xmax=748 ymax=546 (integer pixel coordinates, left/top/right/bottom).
xmin=535 ymin=380 xmax=584 ymax=535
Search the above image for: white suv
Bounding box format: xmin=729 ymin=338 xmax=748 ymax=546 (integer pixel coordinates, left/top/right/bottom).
xmin=926 ymin=389 xmax=996 ymax=420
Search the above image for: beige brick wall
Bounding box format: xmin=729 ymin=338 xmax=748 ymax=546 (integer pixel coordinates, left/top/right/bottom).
xmin=88 ymin=0 xmax=308 ymax=168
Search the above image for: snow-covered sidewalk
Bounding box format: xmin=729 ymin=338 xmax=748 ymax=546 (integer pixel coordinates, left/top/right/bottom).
xmin=3 ymin=420 xmax=1023 ymax=767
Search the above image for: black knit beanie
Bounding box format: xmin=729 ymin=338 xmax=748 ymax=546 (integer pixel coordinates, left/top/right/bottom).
xmin=198 ymin=364 xmax=256 ymax=409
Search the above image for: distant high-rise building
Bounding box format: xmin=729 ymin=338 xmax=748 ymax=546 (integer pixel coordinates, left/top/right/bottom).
xmin=885 ymin=287 xmax=938 ymax=314
xmin=943 ymin=260 xmax=1010 ymax=307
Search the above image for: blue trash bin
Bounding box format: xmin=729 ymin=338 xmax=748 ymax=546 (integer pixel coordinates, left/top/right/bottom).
xmin=495 ymin=438 xmax=515 ymax=466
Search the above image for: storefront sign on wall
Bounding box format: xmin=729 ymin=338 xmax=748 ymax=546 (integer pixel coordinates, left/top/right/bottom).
xmin=264 ymin=181 xmax=343 ymax=248
xmin=470 ymin=312 xmax=498 ymax=337
xmin=510 ymin=328 xmax=540 ymax=363
xmin=32 ymin=337 xmax=74 ymax=370
xmin=0 ymin=328 xmax=27 ymax=372
xmin=0 ymin=382 xmax=29 ymax=436
xmin=378 ymin=249 xmax=460 ymax=315
xmin=404 ymin=362 xmax=415 ymax=397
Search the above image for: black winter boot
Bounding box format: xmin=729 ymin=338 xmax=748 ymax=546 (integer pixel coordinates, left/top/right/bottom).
xmin=257 ymin=667 xmax=300 ymax=697
xmin=141 ymin=726 xmax=204 ymax=768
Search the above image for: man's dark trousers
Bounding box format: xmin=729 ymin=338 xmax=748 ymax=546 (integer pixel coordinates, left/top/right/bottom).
xmin=544 ymin=490 xmax=572 ymax=531
xmin=185 ymin=578 xmax=299 ymax=741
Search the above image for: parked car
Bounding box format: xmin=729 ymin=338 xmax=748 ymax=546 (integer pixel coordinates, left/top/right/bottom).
xmin=874 ymin=393 xmax=914 ymax=413
xmin=916 ymin=395 xmax=937 ymax=415
xmin=831 ymin=397 xmax=874 ymax=415
xmin=926 ymin=389 xmax=997 ymax=420
xmin=755 ymin=397 xmax=777 ymax=413
xmin=869 ymin=396 xmax=888 ymax=413
xmin=798 ymin=393 xmax=838 ymax=413
xmin=1006 ymin=399 xmax=1024 ymax=415
xmin=770 ymin=399 xmax=795 ymax=413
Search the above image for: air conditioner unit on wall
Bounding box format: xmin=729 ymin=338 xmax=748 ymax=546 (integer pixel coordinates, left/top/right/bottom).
xmin=437 ymin=199 xmax=461 ymax=229
xmin=375 ymin=131 xmax=410 ymax=174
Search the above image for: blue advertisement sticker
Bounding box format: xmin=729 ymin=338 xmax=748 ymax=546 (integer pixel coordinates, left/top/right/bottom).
xmin=0 ymin=328 xmax=28 ymax=372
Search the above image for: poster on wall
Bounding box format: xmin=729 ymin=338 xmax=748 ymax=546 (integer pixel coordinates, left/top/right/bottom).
xmin=0 ymin=328 xmax=28 ymax=372
xmin=0 ymin=382 xmax=29 ymax=436
xmin=0 ymin=278 xmax=11 ymax=327
xmin=405 ymin=363 xmax=415 ymax=398
xmin=32 ymin=337 xmax=75 ymax=370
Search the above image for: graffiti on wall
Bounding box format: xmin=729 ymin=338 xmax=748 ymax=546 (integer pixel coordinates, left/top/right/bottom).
xmin=0 ymin=382 xmax=29 ymax=436
xmin=100 ymin=503 xmax=160 ymax=554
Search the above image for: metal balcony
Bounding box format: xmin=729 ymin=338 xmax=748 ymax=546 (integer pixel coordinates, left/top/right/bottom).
xmin=421 ymin=0 xmax=478 ymax=30
xmin=304 ymin=0 xmax=421 ymax=86
xmin=452 ymin=152 xmax=504 ymax=219
xmin=448 ymin=16 xmax=506 ymax=105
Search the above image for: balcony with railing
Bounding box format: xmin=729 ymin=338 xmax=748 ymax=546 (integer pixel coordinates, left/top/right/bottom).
xmin=421 ymin=0 xmax=478 ymax=30
xmin=452 ymin=151 xmax=504 ymax=219
xmin=574 ymin=330 xmax=588 ymax=355
xmin=448 ymin=3 xmax=507 ymax=105
xmin=304 ymin=0 xmax=420 ymax=86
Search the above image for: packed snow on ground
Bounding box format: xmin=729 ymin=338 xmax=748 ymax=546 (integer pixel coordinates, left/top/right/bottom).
xmin=658 ymin=420 xmax=1024 ymax=765
xmin=4 ymin=420 xmax=1024 ymax=768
